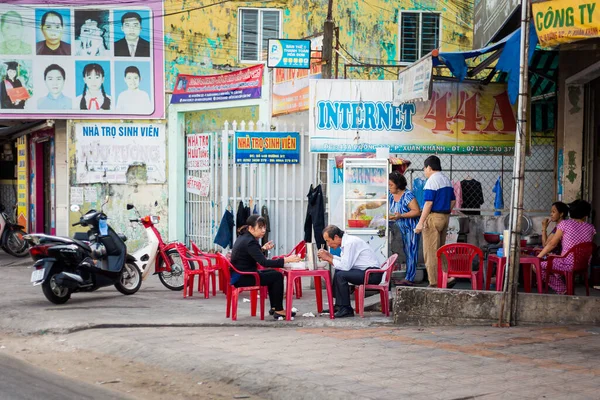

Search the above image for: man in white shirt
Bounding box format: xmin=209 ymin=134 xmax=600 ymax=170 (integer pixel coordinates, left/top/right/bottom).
xmin=116 ymin=66 xmax=152 ymax=113
xmin=317 ymin=225 xmax=380 ymax=318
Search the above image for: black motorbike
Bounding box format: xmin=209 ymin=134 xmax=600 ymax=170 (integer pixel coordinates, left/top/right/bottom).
xmin=26 ymin=205 xmax=141 ymax=304
xmin=0 ymin=204 xmax=29 ymax=257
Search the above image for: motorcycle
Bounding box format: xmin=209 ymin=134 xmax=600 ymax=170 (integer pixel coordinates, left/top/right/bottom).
xmin=0 ymin=204 xmax=29 ymax=257
xmin=26 ymin=199 xmax=142 ymax=304
xmin=126 ymin=203 xmax=184 ymax=291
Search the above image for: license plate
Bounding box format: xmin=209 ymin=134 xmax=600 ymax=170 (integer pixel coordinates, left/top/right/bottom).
xmin=31 ymin=269 xmax=44 ymax=283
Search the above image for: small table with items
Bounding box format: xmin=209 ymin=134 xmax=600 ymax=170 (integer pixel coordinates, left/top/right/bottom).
xmin=282 ymin=266 xmax=335 ymax=321
xmin=486 ymin=253 xmax=543 ymax=293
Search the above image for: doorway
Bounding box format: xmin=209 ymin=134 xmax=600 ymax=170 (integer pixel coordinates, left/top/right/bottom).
xmin=583 ymin=77 xmax=600 ymax=243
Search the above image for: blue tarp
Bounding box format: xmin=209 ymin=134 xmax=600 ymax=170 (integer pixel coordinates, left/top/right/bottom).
xmin=433 ymin=22 xmax=539 ymax=104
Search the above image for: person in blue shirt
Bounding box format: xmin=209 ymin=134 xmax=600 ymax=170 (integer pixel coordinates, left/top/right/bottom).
xmin=414 ymin=156 xmax=455 ymax=287
xmin=37 ymin=64 xmax=72 ymax=110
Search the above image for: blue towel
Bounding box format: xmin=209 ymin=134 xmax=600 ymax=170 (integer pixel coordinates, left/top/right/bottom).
xmin=412 ymin=178 xmax=426 ymax=208
xmin=213 ymin=210 xmax=234 ymax=249
xmin=493 ymin=177 xmax=504 ymax=216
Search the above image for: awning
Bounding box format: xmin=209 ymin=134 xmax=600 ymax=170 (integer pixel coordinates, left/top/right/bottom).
xmin=0 ymin=120 xmax=53 ymax=144
xmin=433 ymin=22 xmax=539 ymax=104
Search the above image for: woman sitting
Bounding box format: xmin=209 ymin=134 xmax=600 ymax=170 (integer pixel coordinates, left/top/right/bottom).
xmin=537 ymin=200 xmax=596 ymax=294
xmin=230 ymin=215 xmax=300 ymax=319
xmin=541 ymin=201 xmax=569 ymax=253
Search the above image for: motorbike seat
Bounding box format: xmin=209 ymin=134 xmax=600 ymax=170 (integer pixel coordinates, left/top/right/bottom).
xmin=118 ymin=233 xmax=128 ymax=242
xmin=71 ymin=238 xmax=91 ymax=252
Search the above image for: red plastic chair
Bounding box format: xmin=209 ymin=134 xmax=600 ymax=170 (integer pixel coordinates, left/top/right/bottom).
xmin=190 ymin=241 xmax=219 ymax=297
xmin=437 ymin=243 xmax=484 ymax=290
xmin=354 ymin=253 xmax=398 ymax=318
xmin=545 ymin=242 xmax=594 ymax=296
xmin=215 ymin=252 xmax=266 ymax=321
xmin=174 ymin=243 xmax=213 ymax=299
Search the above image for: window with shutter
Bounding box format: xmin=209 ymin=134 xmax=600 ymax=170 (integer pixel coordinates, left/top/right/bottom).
xmin=238 ymin=8 xmax=282 ymax=62
xmin=399 ymin=11 xmax=440 ymax=64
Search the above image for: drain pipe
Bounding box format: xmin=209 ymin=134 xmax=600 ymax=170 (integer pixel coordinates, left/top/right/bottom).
xmin=502 ymin=0 xmax=531 ymax=326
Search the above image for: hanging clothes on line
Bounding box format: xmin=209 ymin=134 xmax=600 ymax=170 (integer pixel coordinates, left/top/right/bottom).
xmin=304 ymin=184 xmax=326 ymax=248
xmin=412 ymin=177 xmax=426 ymax=208
xmin=261 ymin=204 xmax=271 ymax=254
xmin=214 ymin=209 xmax=234 ymax=249
xmin=236 ymin=200 xmax=251 ymax=230
xmin=461 ymin=178 xmax=484 ymax=215
xmin=452 ymin=180 xmax=463 ymax=210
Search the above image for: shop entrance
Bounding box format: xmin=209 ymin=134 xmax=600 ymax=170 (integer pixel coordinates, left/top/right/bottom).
xmin=583 ymin=77 xmax=600 ymax=243
xmin=31 ymin=131 xmax=55 ymax=234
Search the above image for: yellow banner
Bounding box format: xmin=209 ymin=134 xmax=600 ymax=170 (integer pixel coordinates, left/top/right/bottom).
xmin=533 ymin=0 xmax=600 ymax=47
xmin=16 ymin=136 xmax=28 ymax=231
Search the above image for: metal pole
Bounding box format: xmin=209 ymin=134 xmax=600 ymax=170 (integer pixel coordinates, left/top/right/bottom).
xmin=503 ymin=0 xmax=531 ymax=326
xmin=322 ymin=0 xmax=334 ymax=79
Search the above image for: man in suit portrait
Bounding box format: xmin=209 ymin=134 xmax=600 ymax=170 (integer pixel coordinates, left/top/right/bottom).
xmin=114 ymin=12 xmax=149 ymax=57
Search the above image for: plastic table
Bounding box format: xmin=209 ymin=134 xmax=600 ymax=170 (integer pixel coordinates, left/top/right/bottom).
xmin=282 ymin=268 xmax=334 ymax=321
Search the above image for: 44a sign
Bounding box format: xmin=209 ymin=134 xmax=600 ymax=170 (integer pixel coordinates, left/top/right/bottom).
xmin=424 ymin=89 xmax=516 ymax=134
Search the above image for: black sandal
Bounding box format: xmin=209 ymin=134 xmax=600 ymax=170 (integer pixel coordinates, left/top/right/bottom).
xmin=273 ymin=310 xmax=296 ymax=319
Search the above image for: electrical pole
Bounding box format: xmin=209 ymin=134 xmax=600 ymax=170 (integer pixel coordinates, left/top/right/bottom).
xmin=322 ymin=0 xmax=334 ymax=79
xmin=503 ymin=0 xmax=531 ymax=326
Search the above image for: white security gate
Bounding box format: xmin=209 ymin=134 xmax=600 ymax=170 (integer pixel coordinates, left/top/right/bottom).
xmin=185 ymin=121 xmax=318 ymax=255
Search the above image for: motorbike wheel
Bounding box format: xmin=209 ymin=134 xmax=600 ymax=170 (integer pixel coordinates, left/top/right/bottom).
xmin=41 ymin=271 xmax=71 ymax=304
xmin=157 ymin=249 xmax=185 ymax=291
xmin=4 ymin=229 xmax=29 ymax=257
xmin=115 ymin=262 xmax=142 ymax=295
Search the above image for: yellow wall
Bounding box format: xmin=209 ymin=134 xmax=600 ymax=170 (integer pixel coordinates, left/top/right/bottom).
xmin=164 ymin=0 xmax=473 ymax=86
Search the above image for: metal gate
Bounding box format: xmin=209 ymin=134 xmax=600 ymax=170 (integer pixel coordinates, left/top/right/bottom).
xmin=185 ymin=121 xmax=318 ymax=255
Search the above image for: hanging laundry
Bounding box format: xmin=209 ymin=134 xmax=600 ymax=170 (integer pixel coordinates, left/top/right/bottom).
xmin=461 ymin=178 xmax=484 ymax=215
xmin=261 ymin=204 xmax=271 ymax=251
xmin=452 ymin=180 xmax=463 ymax=210
xmin=304 ymin=184 xmax=326 ymax=248
xmin=213 ymin=209 xmax=234 ymax=249
xmin=253 ymin=203 xmax=259 ymax=215
xmin=493 ymin=177 xmax=504 ymax=216
xmin=236 ymin=200 xmax=250 ymax=230
xmin=412 ymin=177 xmax=426 ymax=208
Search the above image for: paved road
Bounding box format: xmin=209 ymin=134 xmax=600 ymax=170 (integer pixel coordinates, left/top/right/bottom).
xmin=0 ymin=353 xmax=130 ymax=400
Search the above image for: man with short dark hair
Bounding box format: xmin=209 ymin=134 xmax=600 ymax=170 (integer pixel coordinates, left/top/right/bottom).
xmin=317 ymin=225 xmax=380 ymax=318
xmin=38 ymin=64 xmax=72 ymax=110
xmin=415 ymin=155 xmax=455 ymax=287
xmin=0 ymin=11 xmax=31 ymax=55
xmin=116 ymin=66 xmax=152 ymax=113
xmin=114 ymin=12 xmax=150 ymax=57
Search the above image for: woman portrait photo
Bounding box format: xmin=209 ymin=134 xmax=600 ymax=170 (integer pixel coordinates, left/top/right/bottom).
xmin=0 ymin=61 xmax=30 ymax=109
xmin=75 ymin=62 xmax=111 ymax=111
xmin=74 ymin=10 xmax=110 ymax=57
xmin=35 ymin=9 xmax=71 ymax=56
xmin=0 ymin=10 xmax=33 ymax=55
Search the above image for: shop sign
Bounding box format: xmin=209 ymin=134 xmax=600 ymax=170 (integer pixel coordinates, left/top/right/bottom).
xmin=186 ymin=173 xmax=209 ymax=197
xmin=0 ymin=1 xmax=165 ymax=119
xmin=186 ymin=134 xmax=210 ymax=171
xmin=171 ymin=65 xmax=264 ymax=104
xmin=393 ymin=54 xmax=433 ymax=105
xmin=272 ymin=36 xmax=322 ymax=116
xmin=74 ymin=123 xmax=166 ymax=184
xmin=235 ymin=131 xmax=301 ymax=163
xmin=267 ymin=39 xmax=311 ymax=69
xmin=309 ymin=80 xmax=517 ymax=154
xmin=16 ymin=136 xmax=28 ymax=230
xmin=473 ymin=0 xmax=520 ymax=48
xmin=533 ymin=0 xmax=600 ymax=47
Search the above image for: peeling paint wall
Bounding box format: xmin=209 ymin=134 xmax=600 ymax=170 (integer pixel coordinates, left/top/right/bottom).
xmin=164 ymin=0 xmax=473 ymax=86
xmin=67 ymin=121 xmax=169 ymax=252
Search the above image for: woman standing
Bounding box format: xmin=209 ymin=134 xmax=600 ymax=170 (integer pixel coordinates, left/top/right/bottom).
xmin=537 ymin=200 xmax=596 ymax=294
xmin=354 ymin=171 xmax=421 ymax=285
xmin=231 ymin=215 xmax=301 ymax=319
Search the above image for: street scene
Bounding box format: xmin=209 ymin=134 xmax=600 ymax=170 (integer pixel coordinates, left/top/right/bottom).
xmin=1 ymin=0 xmax=600 ymax=399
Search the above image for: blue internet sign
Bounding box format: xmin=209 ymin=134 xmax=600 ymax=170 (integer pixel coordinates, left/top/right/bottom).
xmin=267 ymin=39 xmax=311 ymax=69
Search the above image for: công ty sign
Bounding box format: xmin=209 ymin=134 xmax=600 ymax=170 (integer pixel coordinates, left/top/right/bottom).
xmin=533 ymin=0 xmax=600 ymax=47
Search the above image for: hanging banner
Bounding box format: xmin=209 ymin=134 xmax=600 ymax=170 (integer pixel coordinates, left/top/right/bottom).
xmin=309 ymin=80 xmax=518 ymax=154
xmin=186 ymin=173 xmax=209 ymax=197
xmin=0 ymin=1 xmax=165 ymax=119
xmin=186 ymin=133 xmax=210 ymax=171
xmin=235 ymin=131 xmax=301 ymax=163
xmin=74 ymin=123 xmax=166 ymax=184
xmin=170 ymin=65 xmax=264 ymax=104
xmin=267 ymin=39 xmax=311 ymax=69
xmin=16 ymin=136 xmax=28 ymax=230
xmin=393 ymin=54 xmax=433 ymax=105
xmin=272 ymin=36 xmax=322 ymax=116
xmin=532 ymin=0 xmax=600 ymax=47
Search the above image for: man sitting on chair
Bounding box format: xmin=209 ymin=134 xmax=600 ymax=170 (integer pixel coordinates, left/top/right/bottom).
xmin=317 ymin=225 xmax=381 ymax=318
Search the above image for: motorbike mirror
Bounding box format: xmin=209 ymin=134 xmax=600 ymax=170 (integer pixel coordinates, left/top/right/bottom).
xmin=70 ymin=204 xmax=80 ymax=213
xmin=126 ymin=204 xmax=134 ymax=210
